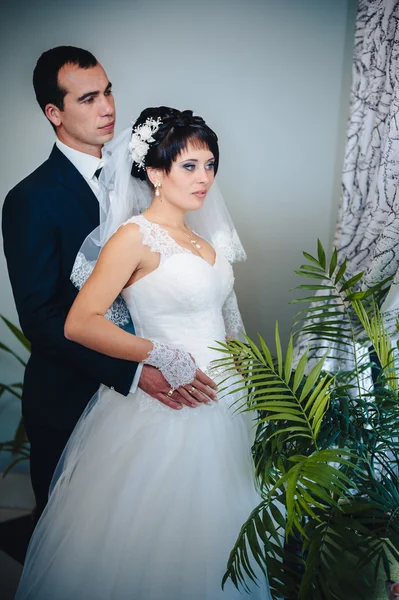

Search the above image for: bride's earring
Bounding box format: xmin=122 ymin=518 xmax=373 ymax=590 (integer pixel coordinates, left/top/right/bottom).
xmin=154 ymin=183 xmax=161 ymax=198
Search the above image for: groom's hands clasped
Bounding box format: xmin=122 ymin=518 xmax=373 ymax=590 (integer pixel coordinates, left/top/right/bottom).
xmin=139 ymin=365 xmax=217 ymax=410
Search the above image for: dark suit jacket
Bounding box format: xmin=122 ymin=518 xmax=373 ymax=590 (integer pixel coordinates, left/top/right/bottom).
xmin=2 ymin=145 xmax=137 ymax=431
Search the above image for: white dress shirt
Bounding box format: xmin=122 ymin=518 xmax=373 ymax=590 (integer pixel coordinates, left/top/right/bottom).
xmin=56 ymin=139 xmax=142 ymax=393
xmin=56 ymin=139 xmax=104 ymax=197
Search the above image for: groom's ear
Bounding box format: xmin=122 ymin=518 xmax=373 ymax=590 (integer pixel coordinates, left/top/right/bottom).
xmin=146 ymin=167 xmax=164 ymax=186
xmin=45 ymin=103 xmax=62 ymax=128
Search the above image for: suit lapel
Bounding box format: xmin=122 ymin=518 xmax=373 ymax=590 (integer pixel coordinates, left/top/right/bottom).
xmin=49 ymin=145 xmax=99 ymax=226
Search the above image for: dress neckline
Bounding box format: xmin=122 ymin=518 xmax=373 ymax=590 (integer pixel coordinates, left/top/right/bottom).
xmin=139 ymin=214 xmax=217 ymax=268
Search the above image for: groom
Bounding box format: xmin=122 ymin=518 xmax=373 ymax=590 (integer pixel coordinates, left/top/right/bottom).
xmin=2 ymin=46 xmax=212 ymax=518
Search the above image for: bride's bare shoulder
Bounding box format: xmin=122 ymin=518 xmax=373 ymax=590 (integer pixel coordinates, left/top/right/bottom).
xmin=104 ymin=219 xmax=145 ymax=255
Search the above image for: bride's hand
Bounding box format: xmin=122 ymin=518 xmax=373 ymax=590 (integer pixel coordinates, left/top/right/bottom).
xmin=181 ymin=367 xmax=218 ymax=405
xmin=139 ymin=365 xmax=217 ymax=410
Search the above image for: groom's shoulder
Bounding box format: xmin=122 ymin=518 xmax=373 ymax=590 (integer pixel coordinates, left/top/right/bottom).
xmin=5 ymin=146 xmax=63 ymax=202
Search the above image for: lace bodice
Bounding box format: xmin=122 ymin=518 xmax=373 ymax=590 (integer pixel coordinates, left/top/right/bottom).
xmin=71 ymin=215 xmax=245 ymax=364
xmin=119 ymin=215 xmax=243 ymax=368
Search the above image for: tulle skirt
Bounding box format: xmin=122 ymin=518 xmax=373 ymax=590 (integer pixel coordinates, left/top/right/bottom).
xmin=15 ymin=373 xmax=270 ymax=600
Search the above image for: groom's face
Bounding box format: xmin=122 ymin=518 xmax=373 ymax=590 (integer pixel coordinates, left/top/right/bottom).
xmin=47 ymin=62 xmax=115 ymax=157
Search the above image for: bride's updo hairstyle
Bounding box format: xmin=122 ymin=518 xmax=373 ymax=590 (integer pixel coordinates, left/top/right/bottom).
xmin=130 ymin=106 xmax=219 ymax=181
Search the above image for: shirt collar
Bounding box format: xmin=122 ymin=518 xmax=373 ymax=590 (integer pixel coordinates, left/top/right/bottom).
xmin=55 ymin=139 xmax=104 ymax=180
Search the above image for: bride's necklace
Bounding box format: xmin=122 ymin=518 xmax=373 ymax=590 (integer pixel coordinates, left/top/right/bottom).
xmin=150 ymin=216 xmax=202 ymax=250
xmin=181 ymin=228 xmax=202 ymax=250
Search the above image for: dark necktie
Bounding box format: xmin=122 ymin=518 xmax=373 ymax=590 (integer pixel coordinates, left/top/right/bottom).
xmin=94 ymin=167 xmax=103 ymax=179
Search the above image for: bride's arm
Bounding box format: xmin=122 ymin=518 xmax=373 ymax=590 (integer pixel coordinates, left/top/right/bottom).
xmin=65 ymin=223 xmax=152 ymax=362
xmin=66 ymin=223 xmax=217 ymax=397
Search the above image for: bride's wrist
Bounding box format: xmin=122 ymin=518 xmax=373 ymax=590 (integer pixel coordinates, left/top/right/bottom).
xmin=142 ymin=340 xmax=196 ymax=389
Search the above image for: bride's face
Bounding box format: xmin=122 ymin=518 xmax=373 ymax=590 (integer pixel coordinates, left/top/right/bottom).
xmin=155 ymin=143 xmax=216 ymax=212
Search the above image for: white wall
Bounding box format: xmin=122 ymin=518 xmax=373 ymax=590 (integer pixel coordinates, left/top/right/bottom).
xmin=0 ymin=0 xmax=356 ymax=469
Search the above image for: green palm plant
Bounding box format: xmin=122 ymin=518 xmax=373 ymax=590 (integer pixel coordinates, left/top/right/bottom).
xmin=0 ymin=315 xmax=30 ymax=475
xmin=217 ymin=241 xmax=399 ymax=600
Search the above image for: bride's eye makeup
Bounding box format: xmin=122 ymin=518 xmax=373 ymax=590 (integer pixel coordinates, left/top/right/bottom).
xmin=182 ymin=160 xmax=215 ymax=171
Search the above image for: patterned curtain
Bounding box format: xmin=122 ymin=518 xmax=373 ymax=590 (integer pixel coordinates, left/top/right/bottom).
xmin=294 ymin=0 xmax=399 ymax=369
xmin=336 ymin=0 xmax=399 ymax=299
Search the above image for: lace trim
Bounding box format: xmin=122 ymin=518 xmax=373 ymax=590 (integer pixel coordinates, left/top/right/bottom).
xmin=143 ymin=340 xmax=197 ymax=390
xmin=71 ymin=252 xmax=130 ymax=327
xmin=222 ymin=290 xmax=245 ymax=339
xmin=70 ymin=251 xmax=95 ymax=290
xmin=122 ymin=215 xmax=247 ymax=267
xmin=212 ymin=229 xmax=247 ymax=263
xmin=121 ymin=215 xmax=192 ymax=263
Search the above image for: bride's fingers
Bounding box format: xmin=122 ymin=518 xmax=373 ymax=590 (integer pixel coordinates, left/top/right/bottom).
xmin=191 ymin=377 xmax=218 ymax=400
xmin=183 ymin=384 xmax=211 ymax=404
xmin=195 ymin=369 xmax=217 ymax=390
xmin=156 ymin=392 xmax=192 ymax=410
xmin=155 ymin=393 xmax=183 ymax=410
xmin=156 ymin=390 xmax=198 ymax=409
xmin=175 ymin=387 xmax=200 ymax=407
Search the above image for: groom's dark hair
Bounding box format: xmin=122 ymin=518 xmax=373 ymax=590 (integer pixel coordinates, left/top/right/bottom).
xmin=33 ymin=46 xmax=98 ymax=129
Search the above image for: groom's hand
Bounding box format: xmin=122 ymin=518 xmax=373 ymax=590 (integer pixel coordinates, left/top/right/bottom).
xmin=138 ymin=365 xmax=217 ymax=410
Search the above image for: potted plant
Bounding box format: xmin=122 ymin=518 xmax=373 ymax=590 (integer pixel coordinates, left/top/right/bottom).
xmin=219 ymin=241 xmax=399 ymax=600
xmin=0 ymin=316 xmax=30 ymax=475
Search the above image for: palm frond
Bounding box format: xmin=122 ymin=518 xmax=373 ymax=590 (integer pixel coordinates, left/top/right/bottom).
xmin=220 ymin=239 xmax=399 ymax=598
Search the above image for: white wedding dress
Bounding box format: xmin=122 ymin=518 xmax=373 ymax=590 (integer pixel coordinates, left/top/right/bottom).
xmin=15 ymin=216 xmax=271 ymax=600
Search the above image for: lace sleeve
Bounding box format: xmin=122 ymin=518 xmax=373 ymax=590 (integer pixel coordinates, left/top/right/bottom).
xmin=222 ymin=289 xmax=246 ymax=341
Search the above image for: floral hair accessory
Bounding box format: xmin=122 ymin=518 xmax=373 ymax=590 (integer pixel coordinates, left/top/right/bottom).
xmin=128 ymin=117 xmax=162 ymax=170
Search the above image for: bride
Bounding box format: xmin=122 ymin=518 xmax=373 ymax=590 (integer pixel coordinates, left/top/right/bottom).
xmin=15 ymin=107 xmax=271 ymax=599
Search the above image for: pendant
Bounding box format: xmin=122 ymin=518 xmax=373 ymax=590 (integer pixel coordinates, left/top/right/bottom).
xmin=191 ymin=239 xmax=201 ymax=250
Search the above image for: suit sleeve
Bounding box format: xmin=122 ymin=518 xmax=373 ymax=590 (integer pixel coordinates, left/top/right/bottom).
xmin=2 ymin=186 xmax=137 ymax=396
